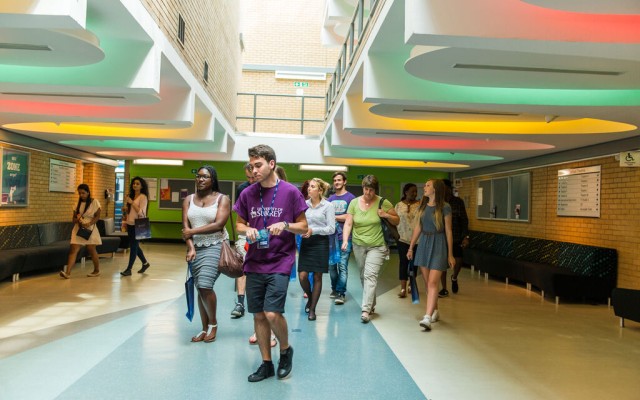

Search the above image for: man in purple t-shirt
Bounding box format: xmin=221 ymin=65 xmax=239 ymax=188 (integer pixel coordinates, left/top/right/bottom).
xmin=233 ymin=144 xmax=308 ymax=383
xmin=327 ymin=171 xmax=356 ymax=305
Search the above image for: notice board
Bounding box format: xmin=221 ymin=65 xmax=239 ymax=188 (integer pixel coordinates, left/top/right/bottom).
xmin=158 ymin=179 xmax=234 ymax=210
xmin=159 ymin=179 xmax=195 ymax=210
xmin=557 ymin=165 xmax=601 ymax=218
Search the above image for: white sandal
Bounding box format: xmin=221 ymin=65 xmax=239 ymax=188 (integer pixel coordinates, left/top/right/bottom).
xmin=191 ymin=331 xmax=206 ymax=342
xmin=204 ymin=324 xmax=217 ymax=343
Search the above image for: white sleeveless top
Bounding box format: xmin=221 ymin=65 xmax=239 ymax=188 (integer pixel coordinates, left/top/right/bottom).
xmin=187 ymin=194 xmax=228 ymax=247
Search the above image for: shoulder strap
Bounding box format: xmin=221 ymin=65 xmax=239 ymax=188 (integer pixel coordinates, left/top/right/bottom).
xmin=378 ymin=197 xmax=385 ymax=209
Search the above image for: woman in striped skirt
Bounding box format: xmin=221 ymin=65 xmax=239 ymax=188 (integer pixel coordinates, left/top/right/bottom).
xmin=182 ymin=165 xmax=231 ymax=343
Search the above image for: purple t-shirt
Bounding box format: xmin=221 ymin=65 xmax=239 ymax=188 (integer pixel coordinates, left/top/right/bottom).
xmin=328 ymin=191 xmax=356 ymax=239
xmin=233 ymin=180 xmax=308 ymax=274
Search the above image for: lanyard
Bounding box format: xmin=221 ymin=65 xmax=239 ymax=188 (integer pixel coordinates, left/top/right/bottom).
xmin=259 ymin=179 xmax=280 ymax=229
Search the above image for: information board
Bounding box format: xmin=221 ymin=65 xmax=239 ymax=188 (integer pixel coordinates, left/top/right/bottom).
xmin=557 ymin=165 xmax=600 ymax=218
xmin=49 ymin=159 xmax=76 ymax=193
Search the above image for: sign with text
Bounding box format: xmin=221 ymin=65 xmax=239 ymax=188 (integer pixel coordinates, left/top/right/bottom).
xmin=49 ymin=159 xmax=77 ymax=193
xmin=619 ymin=151 xmax=640 ymax=167
xmin=557 ymin=165 xmax=600 ymax=218
xmin=1 ymin=147 xmax=30 ymax=206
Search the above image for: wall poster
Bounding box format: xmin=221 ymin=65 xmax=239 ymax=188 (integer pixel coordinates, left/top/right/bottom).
xmin=1 ymin=147 xmax=30 ymax=207
xmin=143 ymin=177 xmax=158 ymax=201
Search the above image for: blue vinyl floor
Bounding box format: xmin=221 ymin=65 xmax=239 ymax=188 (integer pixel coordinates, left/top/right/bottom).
xmin=3 ymin=242 xmax=640 ymax=400
xmin=0 ymin=249 xmax=425 ymax=400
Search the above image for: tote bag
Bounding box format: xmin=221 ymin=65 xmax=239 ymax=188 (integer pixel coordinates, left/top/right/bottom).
xmin=134 ymin=210 xmax=151 ymax=240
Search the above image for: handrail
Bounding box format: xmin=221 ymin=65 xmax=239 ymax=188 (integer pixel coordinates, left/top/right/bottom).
xmin=325 ymin=0 xmax=381 ymax=119
xmin=237 ymin=92 xmax=325 ymax=135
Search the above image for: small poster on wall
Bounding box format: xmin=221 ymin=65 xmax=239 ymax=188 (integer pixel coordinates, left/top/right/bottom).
xmin=143 ymin=177 xmax=158 ymax=201
xmin=1 ymin=147 xmax=30 ymax=207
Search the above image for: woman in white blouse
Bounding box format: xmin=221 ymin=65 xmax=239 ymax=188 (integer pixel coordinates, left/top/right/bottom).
xmin=121 ymin=177 xmax=151 ymax=276
xmin=298 ymin=178 xmax=336 ymax=321
xmin=182 ymin=165 xmax=230 ymax=343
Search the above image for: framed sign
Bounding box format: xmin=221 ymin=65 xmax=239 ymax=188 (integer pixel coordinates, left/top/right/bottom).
xmin=557 ymin=166 xmax=600 ymax=218
xmin=49 ymin=159 xmax=77 ymax=193
xmin=1 ymin=147 xmax=30 ymax=207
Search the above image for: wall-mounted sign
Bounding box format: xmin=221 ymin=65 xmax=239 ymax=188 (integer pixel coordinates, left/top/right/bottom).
xmin=293 ymin=81 xmax=309 ymax=87
xmin=49 ymin=159 xmax=77 ymax=193
xmin=557 ymin=165 xmax=600 ymax=218
xmin=1 ymin=147 xmax=30 ymax=207
xmin=619 ymin=151 xmax=640 ymax=167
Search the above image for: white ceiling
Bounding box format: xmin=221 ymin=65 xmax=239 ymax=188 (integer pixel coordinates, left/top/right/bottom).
xmin=1 ymin=0 xmax=639 ymax=174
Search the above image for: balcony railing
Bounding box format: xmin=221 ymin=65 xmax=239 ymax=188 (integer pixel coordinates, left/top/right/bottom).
xmin=237 ymin=92 xmax=325 ymax=135
xmin=325 ymin=0 xmax=381 ymax=118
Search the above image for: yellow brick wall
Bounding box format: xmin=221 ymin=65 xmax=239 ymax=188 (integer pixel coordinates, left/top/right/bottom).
xmin=140 ymin=0 xmax=241 ymax=127
xmin=456 ymin=156 xmax=640 ymax=290
xmin=240 ymin=0 xmax=340 ymax=67
xmin=237 ymin=0 xmax=340 ymax=135
xmin=0 ymin=144 xmax=116 ymax=226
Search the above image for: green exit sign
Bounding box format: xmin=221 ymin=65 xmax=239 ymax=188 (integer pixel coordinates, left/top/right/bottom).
xmin=293 ymin=81 xmax=309 ymax=87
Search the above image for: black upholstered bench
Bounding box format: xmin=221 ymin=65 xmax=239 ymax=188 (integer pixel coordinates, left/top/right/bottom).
xmin=0 ymin=222 xmax=120 ymax=282
xmin=463 ymin=231 xmax=617 ymax=304
xmin=612 ymin=288 xmax=640 ymax=327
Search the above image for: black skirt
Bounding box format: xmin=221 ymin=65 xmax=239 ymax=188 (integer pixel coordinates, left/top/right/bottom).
xmin=298 ymin=235 xmax=329 ymax=273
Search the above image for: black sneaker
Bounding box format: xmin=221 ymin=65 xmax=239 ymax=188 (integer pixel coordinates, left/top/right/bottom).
xmin=329 ymin=291 xmax=337 ymax=299
xmin=451 ymin=278 xmax=459 ymax=294
xmin=277 ymin=346 xmax=294 ymax=379
xmin=248 ymin=362 xmax=275 ymax=382
xmin=438 ymin=289 xmax=449 ymax=298
xmin=138 ymin=263 xmax=150 ymax=273
xmin=334 ymin=294 xmax=345 ymax=305
xmin=231 ymin=302 xmax=245 ymax=318
xmin=120 ymin=269 xmax=132 ymax=276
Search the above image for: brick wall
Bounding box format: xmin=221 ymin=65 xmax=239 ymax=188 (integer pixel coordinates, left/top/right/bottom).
xmin=140 ymin=0 xmax=241 ymax=126
xmin=240 ymin=0 xmax=340 ymax=67
xmin=236 ymin=0 xmax=339 ymax=135
xmin=237 ymin=71 xmax=329 ymax=135
xmin=0 ymin=144 xmax=116 ymax=226
xmin=456 ymin=156 xmax=640 ymax=289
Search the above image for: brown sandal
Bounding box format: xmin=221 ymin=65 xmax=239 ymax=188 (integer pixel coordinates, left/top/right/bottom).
xmin=398 ymin=289 xmax=407 ymax=298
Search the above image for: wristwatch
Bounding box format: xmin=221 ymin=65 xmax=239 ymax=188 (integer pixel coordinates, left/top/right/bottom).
xmin=283 ymin=221 xmax=289 ymax=230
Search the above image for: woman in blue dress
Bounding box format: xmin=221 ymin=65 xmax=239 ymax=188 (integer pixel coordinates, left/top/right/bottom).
xmin=407 ymin=179 xmax=455 ymax=331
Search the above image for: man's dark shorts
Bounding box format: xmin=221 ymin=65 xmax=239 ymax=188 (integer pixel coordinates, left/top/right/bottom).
xmin=246 ymin=272 xmax=290 ymax=314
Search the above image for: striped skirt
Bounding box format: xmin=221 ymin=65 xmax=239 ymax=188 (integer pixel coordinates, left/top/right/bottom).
xmin=191 ymin=243 xmax=222 ymax=289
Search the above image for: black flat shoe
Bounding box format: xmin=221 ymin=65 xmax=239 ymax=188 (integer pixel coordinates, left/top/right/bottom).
xmin=277 ymin=346 xmax=293 ymax=379
xmin=120 ymin=269 xmax=132 ymax=276
xmin=138 ymin=263 xmax=150 ymax=273
xmin=248 ymin=362 xmax=275 ymax=383
xmin=308 ymin=311 xmax=316 ymax=321
xmin=304 ymin=299 xmax=311 ymax=314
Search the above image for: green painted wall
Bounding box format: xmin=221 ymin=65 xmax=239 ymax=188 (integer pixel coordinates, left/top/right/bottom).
xmin=130 ymin=160 xmax=446 ymax=239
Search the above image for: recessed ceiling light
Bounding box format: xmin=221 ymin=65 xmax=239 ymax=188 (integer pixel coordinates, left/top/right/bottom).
xmin=452 ymin=63 xmax=621 ymax=76
xmin=299 ymin=164 xmax=348 ymax=172
xmin=133 ymin=159 xmax=184 ymax=166
xmin=0 ymin=43 xmax=51 ymax=51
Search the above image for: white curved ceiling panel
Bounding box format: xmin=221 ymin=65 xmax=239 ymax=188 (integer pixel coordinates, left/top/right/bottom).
xmin=405 ymin=46 xmax=640 ymax=90
xmin=522 ymin=0 xmax=640 ymax=15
